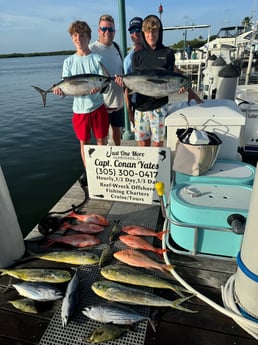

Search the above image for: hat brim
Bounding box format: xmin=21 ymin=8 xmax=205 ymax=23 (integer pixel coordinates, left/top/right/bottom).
xmin=128 ymin=26 xmax=141 ymax=31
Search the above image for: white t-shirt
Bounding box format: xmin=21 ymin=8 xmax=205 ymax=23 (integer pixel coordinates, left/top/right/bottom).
xmin=89 ymin=40 xmax=124 ymax=110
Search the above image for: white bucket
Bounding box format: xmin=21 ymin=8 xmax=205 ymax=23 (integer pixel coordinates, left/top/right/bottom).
xmin=0 ymin=166 xmax=25 ymax=267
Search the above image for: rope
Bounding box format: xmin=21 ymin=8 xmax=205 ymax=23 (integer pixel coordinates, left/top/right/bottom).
xmin=161 ymin=217 xmax=258 ymax=340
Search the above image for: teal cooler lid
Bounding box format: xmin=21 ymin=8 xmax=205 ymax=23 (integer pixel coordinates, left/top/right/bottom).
xmin=175 ymin=160 xmax=255 ymax=185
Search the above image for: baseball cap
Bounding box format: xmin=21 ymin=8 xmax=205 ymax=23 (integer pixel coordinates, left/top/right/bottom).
xmin=128 ymin=17 xmax=143 ymax=31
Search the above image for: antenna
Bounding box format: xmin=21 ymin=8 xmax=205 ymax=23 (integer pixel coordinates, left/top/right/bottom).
xmin=158 ymin=3 xmax=163 ymax=20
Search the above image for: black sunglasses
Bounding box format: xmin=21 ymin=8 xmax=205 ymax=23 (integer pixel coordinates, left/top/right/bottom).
xmin=99 ymin=26 xmax=115 ymax=33
xmin=129 ymin=27 xmax=142 ymax=34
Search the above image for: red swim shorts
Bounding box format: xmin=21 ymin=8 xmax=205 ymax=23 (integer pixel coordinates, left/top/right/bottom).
xmin=72 ymin=104 xmax=109 ymax=141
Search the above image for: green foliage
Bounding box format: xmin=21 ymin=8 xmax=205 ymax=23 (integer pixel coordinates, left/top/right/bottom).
xmin=0 ymin=50 xmax=75 ymax=59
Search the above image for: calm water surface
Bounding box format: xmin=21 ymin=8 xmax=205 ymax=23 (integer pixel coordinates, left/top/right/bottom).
xmin=0 ymin=55 xmax=84 ymax=236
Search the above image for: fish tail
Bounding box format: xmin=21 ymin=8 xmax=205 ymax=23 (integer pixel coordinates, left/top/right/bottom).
xmin=156 ymin=248 xmax=169 ymax=255
xmin=46 ymin=240 xmax=55 ymax=247
xmin=156 ymin=230 xmax=168 ymax=240
xmin=171 ymin=295 xmax=198 ymax=313
xmin=148 ymin=317 xmax=157 ymax=333
xmin=66 ymin=211 xmax=76 ymax=219
xmin=161 ymin=264 xmax=175 ymax=274
xmin=32 ymin=86 xmax=47 ymax=107
xmin=168 ymin=285 xmax=186 ymax=298
xmin=59 ymin=222 xmax=70 ymax=231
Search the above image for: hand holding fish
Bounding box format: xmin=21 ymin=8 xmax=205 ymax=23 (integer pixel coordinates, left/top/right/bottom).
xmin=114 ymin=75 xmax=124 ymax=88
xmin=52 ymin=86 xmax=64 ymax=97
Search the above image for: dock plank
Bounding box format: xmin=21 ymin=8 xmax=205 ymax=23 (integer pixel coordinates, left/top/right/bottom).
xmin=1 ymin=177 xmax=257 ymax=345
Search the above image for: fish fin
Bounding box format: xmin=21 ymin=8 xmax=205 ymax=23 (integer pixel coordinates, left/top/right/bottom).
xmin=171 ymin=295 xmax=198 ymax=313
xmin=32 ymin=86 xmax=47 ymax=107
xmin=147 ymin=78 xmax=168 ymax=84
xmin=3 ymin=277 xmax=13 ymax=294
xmin=101 ymin=84 xmax=110 ymax=94
xmin=156 ymin=230 xmax=168 ymax=241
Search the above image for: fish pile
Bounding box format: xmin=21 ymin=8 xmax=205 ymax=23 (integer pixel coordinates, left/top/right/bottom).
xmin=43 ymin=211 xmax=110 ymax=249
xmin=4 ymin=267 xmax=71 ymax=313
xmin=8 ymin=210 xmax=195 ymax=342
xmin=5 ymin=266 xmax=81 ymax=327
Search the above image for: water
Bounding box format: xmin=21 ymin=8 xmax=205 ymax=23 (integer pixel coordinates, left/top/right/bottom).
xmin=0 ymin=55 xmax=84 ymax=236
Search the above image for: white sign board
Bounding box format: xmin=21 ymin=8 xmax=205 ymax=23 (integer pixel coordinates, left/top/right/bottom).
xmin=84 ymin=145 xmax=171 ymax=204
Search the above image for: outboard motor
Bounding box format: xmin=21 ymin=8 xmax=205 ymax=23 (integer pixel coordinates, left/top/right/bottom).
xmin=202 ymin=55 xmax=226 ymax=99
xmin=216 ymin=62 xmax=241 ymax=100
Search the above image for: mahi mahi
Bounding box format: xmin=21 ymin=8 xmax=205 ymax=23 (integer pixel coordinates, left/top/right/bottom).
xmin=86 ymin=324 xmax=130 ymax=344
xmin=0 ymin=268 xmax=71 ymax=283
xmin=32 ymin=73 xmax=111 ymax=107
xmin=100 ymin=264 xmax=188 ymax=297
xmin=35 ymin=250 xmax=100 ymax=265
xmin=8 ymin=298 xmax=38 ymax=314
xmin=91 ymin=280 xmax=196 ymax=313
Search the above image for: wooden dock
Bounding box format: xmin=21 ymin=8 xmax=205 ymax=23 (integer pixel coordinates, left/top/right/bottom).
xmin=0 ymin=178 xmax=257 ymax=345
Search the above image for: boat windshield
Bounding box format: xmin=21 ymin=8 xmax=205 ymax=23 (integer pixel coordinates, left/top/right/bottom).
xmin=216 ymin=26 xmax=246 ymax=38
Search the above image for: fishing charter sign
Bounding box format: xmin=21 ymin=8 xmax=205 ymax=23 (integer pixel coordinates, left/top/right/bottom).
xmin=84 ymin=145 xmax=171 ymax=204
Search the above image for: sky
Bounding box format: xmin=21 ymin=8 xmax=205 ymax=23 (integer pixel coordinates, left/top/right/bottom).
xmin=0 ymin=0 xmax=257 ymax=54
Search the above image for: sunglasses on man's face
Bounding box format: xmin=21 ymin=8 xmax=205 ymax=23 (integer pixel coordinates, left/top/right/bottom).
xmin=129 ymin=28 xmax=142 ymax=34
xmin=99 ymin=26 xmax=115 ymax=33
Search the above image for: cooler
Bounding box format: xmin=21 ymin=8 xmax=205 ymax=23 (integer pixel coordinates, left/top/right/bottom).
xmin=175 ymin=160 xmax=255 ymax=185
xmin=165 ymin=99 xmax=246 ymax=160
xmin=168 ymin=183 xmax=252 ymax=257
